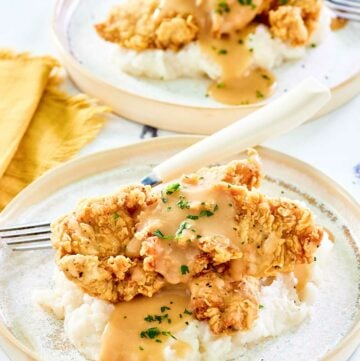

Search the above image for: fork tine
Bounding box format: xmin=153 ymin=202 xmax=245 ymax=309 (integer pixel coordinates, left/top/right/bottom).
xmin=0 ymin=227 xmax=51 ymax=239
xmin=327 ymin=2 xmax=360 ymax=14
xmin=330 ymin=10 xmax=360 ymax=21
xmin=12 ymin=243 xmax=53 ymax=252
xmin=5 ymin=234 xmax=51 ymax=245
xmin=0 ymin=222 xmax=51 ymax=233
xmin=327 ymin=0 xmax=360 ymax=8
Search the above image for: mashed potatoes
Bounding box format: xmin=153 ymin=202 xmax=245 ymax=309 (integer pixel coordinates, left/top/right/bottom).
xmin=35 ymin=234 xmax=332 ymax=361
xmin=115 ymin=8 xmax=331 ymax=81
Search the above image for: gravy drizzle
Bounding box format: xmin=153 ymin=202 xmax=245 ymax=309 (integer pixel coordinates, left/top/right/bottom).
xmin=100 ymin=287 xmax=192 ymax=361
xmin=156 ymin=0 xmax=276 ymax=105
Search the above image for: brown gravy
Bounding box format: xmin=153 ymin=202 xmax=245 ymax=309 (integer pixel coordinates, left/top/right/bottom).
xmin=293 ymin=264 xmax=311 ymax=301
xmin=157 ymin=0 xmax=276 ymax=105
xmin=331 ymin=17 xmax=348 ymax=31
xmin=100 ymin=287 xmax=192 ymax=361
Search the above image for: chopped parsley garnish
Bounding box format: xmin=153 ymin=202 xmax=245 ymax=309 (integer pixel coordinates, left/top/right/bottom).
xmin=139 ymin=346 xmax=144 ymax=351
xmin=177 ymin=196 xmax=190 ymax=209
xmin=180 ymin=265 xmax=190 ymax=275
xmin=144 ymin=314 xmax=169 ymax=324
xmin=176 ymin=221 xmax=190 ymax=238
xmin=165 ymin=183 xmax=180 ymax=195
xmin=218 ymin=49 xmax=228 ymax=55
xmin=167 ymin=206 xmax=172 ymax=211
xmin=155 ymin=339 xmax=162 ymax=343
xmin=261 ymin=74 xmax=270 ymax=80
xmin=113 ymin=212 xmax=119 ymax=220
xmin=214 ymin=204 xmax=219 ymax=212
xmin=153 ymin=229 xmax=173 ymax=240
xmin=238 ymin=39 xmax=244 ymax=44
xmin=184 ymin=308 xmax=192 ymax=315
xmin=160 ymin=191 xmax=167 ymax=203
xmin=216 ymin=82 xmax=225 ymax=89
xmin=140 ymin=327 xmax=161 ymax=339
xmin=200 ymin=210 xmax=214 ymax=217
xmin=259 ymin=304 xmax=264 ymax=309
xmin=238 ymin=0 xmax=256 ymax=9
xmin=140 ymin=327 xmax=176 ymax=341
xmin=161 ymin=306 xmax=170 ymax=313
xmin=215 ymin=1 xmax=231 ymax=14
xmin=256 ymin=90 xmax=264 ymax=99
xmin=310 ymin=43 xmax=317 ymax=48
xmin=187 ymin=215 xmax=199 ymax=220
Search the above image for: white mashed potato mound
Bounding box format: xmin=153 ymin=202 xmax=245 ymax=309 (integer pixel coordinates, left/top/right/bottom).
xmin=36 ymin=235 xmax=332 ymax=361
xmin=115 ymin=8 xmax=331 ymax=81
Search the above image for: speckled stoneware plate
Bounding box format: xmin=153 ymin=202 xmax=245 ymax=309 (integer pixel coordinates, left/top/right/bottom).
xmin=52 ymin=0 xmax=360 ymax=134
xmin=0 ymin=136 xmax=359 ymax=361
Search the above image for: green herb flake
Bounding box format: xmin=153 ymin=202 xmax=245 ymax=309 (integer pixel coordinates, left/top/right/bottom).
xmin=187 ymin=215 xmax=199 ymax=220
xmin=177 ymin=196 xmax=190 ymax=209
xmin=256 ymin=90 xmax=264 ymax=99
xmin=216 ymin=82 xmax=225 ymax=89
xmin=310 ymin=43 xmax=317 ymax=48
xmin=140 ymin=327 xmax=161 ymax=339
xmin=176 ymin=221 xmax=190 ymax=238
xmin=259 ymin=304 xmax=264 ymax=309
xmin=153 ymin=229 xmax=173 ymax=240
xmin=184 ymin=308 xmax=192 ymax=315
xmin=218 ymin=49 xmax=228 ymax=55
xmin=238 ymin=39 xmax=244 ymax=44
xmin=113 ymin=212 xmax=119 ymax=221
xmin=180 ymin=265 xmax=190 ymax=275
xmin=261 ymin=74 xmax=270 ymax=80
xmin=139 ymin=346 xmax=144 ymax=351
xmin=165 ymin=183 xmax=181 ymax=195
xmin=199 ymin=210 xmax=214 ymax=217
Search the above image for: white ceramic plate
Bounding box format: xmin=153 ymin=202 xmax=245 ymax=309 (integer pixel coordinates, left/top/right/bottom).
xmin=52 ymin=0 xmax=360 ymax=134
xmin=0 ymin=136 xmax=359 ymax=361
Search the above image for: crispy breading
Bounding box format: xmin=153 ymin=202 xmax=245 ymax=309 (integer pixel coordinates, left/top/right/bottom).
xmin=51 ymin=150 xmax=323 ymax=333
xmin=228 ymin=184 xmax=323 ymax=276
xmin=95 ymin=0 xmax=199 ymax=51
xmin=52 ymin=152 xmax=263 ymax=304
xmin=269 ymin=6 xmax=309 ymax=46
xmin=182 ymin=149 xmax=262 ymax=190
xmin=189 ymin=272 xmax=260 ymax=334
xmin=268 ymin=0 xmax=322 ymax=46
xmin=52 ymin=185 xmax=154 ymax=258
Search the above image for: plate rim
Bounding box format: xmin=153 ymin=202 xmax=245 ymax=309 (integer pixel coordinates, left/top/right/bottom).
xmin=0 ymin=135 xmax=359 ymax=361
xmin=52 ymin=0 xmax=360 ymax=111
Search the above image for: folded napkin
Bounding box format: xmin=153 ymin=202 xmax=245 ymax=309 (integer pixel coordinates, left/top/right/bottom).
xmin=0 ymin=51 xmax=109 ymax=210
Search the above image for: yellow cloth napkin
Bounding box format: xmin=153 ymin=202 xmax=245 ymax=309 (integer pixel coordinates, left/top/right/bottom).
xmin=0 ymin=51 xmax=109 ymax=210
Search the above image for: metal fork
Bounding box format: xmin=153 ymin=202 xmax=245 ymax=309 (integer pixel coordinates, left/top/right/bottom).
xmin=326 ymin=0 xmax=360 ymax=22
xmin=0 ymin=222 xmax=52 ymax=251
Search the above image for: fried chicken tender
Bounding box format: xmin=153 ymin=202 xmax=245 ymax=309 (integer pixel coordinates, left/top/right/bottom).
xmin=182 ymin=149 xmax=262 ymax=190
xmin=189 ymin=272 xmax=260 ymax=334
xmin=268 ymin=0 xmax=322 ymax=46
xmin=95 ymin=0 xmax=199 ymax=51
xmin=52 ymin=152 xmax=262 ymax=303
xmin=51 ymin=150 xmax=322 ymax=333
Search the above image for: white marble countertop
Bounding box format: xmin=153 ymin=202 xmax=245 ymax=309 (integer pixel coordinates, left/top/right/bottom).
xmin=0 ymin=1 xmax=359 ymax=360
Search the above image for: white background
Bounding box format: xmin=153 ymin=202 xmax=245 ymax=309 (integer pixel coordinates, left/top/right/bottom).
xmin=0 ymin=0 xmax=359 ymax=360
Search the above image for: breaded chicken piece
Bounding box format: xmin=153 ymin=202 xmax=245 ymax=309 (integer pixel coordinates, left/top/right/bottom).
xmin=52 ymin=185 xmax=154 ymax=258
xmin=210 ymin=0 xmax=264 ymax=36
xmin=189 ymin=272 xmax=260 ymax=334
xmin=95 ymin=0 xmax=199 ymax=51
xmin=182 ymin=149 xmax=262 ymax=190
xmin=52 ymin=152 xmax=262 ymax=303
xmin=269 ymin=0 xmax=322 ymax=46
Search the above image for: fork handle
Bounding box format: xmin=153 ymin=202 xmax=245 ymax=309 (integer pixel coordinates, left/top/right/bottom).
xmin=143 ymin=77 xmax=330 ymax=184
